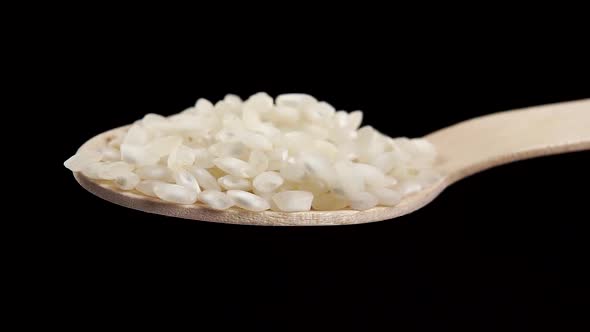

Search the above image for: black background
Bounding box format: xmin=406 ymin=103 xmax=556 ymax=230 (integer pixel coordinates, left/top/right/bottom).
xmin=44 ymin=25 xmax=590 ymax=330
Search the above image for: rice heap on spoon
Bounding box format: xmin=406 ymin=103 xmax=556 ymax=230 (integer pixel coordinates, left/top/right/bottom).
xmin=64 ymin=93 xmax=440 ymax=212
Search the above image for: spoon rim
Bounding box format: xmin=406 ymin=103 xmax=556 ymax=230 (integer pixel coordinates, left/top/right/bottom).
xmin=74 ymin=171 xmax=447 ymax=226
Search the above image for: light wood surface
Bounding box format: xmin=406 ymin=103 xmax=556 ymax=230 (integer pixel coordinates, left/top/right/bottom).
xmin=72 ymin=99 xmax=590 ymax=226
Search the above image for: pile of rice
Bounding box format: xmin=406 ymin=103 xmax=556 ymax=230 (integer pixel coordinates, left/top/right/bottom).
xmin=65 ymin=93 xmax=440 ymax=212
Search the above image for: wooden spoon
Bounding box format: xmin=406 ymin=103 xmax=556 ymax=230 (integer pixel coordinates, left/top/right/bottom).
xmin=72 ymin=99 xmax=590 ymax=226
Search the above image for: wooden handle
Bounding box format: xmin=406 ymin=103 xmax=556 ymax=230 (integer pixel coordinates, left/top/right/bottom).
xmin=426 ymin=99 xmax=590 ymax=184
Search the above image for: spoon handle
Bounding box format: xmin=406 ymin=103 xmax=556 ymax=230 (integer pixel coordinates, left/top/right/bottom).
xmin=426 ymin=99 xmax=590 ymax=184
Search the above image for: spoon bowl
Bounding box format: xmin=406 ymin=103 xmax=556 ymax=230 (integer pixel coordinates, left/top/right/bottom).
xmin=72 ymin=99 xmax=590 ymax=225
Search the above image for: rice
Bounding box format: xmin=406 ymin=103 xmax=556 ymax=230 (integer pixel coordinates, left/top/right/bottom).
xmin=64 ymin=93 xmax=440 ymax=212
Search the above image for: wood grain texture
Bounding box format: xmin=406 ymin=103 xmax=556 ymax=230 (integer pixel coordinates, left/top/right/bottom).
xmin=72 ymin=99 xmax=590 ymax=226
xmin=427 ymin=99 xmax=590 ymax=184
